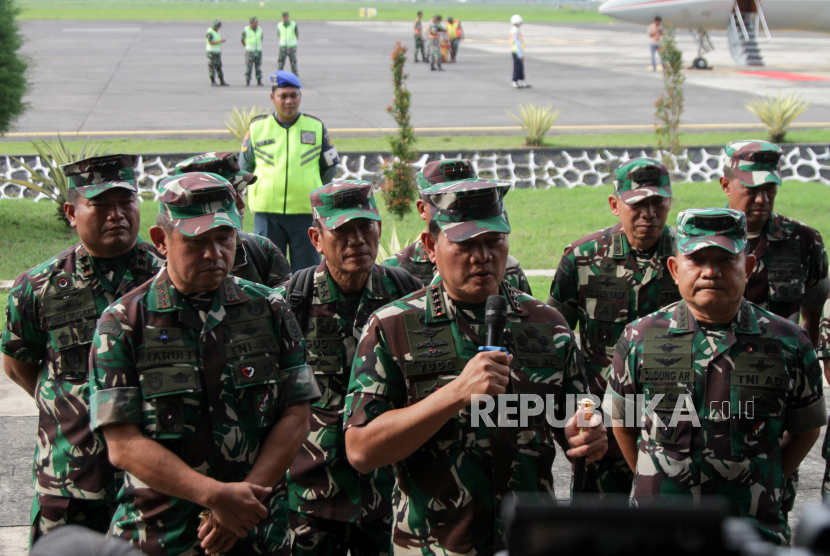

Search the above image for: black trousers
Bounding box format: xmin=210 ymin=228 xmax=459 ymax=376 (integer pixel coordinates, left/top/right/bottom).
xmin=512 ymin=53 xmax=525 ymax=82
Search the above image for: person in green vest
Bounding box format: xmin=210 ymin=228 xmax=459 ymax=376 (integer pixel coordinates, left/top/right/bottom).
xmin=206 ymin=19 xmax=228 ymax=87
xmin=240 ymin=16 xmax=264 ymax=87
xmin=239 ymin=71 xmax=341 ymax=273
xmin=277 ymin=12 xmax=299 ymax=77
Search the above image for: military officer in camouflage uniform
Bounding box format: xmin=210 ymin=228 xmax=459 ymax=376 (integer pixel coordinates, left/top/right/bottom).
xmin=381 ymin=159 xmax=532 ymax=294
xmin=548 ymin=158 xmax=678 ymax=496
xmin=413 ymin=11 xmax=426 ymax=63
xmin=609 ymin=208 xmax=826 ymax=545
xmin=89 ymin=172 xmax=319 ymax=556
xmin=427 ymin=14 xmax=445 ymax=71
xmin=276 ymin=181 xmax=422 ymax=556
xmin=1 ymin=155 xmax=164 ymax=544
xmin=344 ymin=179 xmax=608 ymax=556
xmin=174 ymin=152 xmax=292 ymax=288
xmin=720 ymin=140 xmax=829 ymax=516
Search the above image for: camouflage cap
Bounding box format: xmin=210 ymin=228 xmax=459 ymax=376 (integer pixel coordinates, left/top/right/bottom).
xmin=676 ymin=208 xmax=747 ymax=255
xmin=310 ymin=180 xmax=381 ymax=230
xmin=417 ymin=159 xmax=476 ymax=191
xmin=725 ymin=140 xmax=782 ymax=187
xmin=60 ymin=154 xmax=139 ymax=199
xmin=422 ymin=179 xmax=512 ymax=242
xmin=615 ymin=157 xmax=672 ymax=204
xmin=173 ymin=152 xmax=256 ymax=192
xmin=157 ymin=172 xmax=241 ymax=237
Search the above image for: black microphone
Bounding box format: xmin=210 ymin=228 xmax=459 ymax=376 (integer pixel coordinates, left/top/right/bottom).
xmin=484 ymin=295 xmax=508 ymax=348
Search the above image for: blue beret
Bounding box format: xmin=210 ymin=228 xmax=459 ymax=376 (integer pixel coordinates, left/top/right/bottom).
xmin=270 ymin=71 xmax=302 ymax=88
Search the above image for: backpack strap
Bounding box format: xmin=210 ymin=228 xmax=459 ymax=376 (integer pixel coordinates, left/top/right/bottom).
xmin=382 ymin=265 xmax=423 ymax=297
xmin=238 ymin=231 xmax=269 ymax=285
xmin=285 ymin=266 xmax=316 ymax=332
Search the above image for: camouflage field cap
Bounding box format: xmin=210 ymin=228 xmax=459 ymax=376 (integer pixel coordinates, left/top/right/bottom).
xmin=725 ymin=140 xmax=782 ymax=187
xmin=60 ymin=154 xmax=139 ymax=199
xmin=615 ymin=157 xmax=672 ymax=204
xmin=676 ymin=208 xmax=747 ymax=255
xmin=157 ymin=172 xmax=241 ymax=237
xmin=173 ymin=152 xmax=257 ymax=192
xmin=310 ymin=180 xmax=381 ymax=230
xmin=422 ymin=179 xmax=511 ymax=242
xmin=417 ymin=159 xmax=476 ymax=190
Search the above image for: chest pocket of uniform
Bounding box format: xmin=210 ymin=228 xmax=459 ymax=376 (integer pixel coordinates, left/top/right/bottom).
xmin=44 ymin=281 xmax=99 ymax=379
xmin=49 ymin=318 xmax=97 ymax=378
xmin=402 ymin=262 xmax=434 ymax=284
xmin=730 ymin=337 xmax=789 ymax=455
xmin=642 ymin=330 xmax=694 ymax=454
xmin=768 ymin=240 xmax=805 ymax=302
xmin=586 ymin=275 xmax=629 ymax=324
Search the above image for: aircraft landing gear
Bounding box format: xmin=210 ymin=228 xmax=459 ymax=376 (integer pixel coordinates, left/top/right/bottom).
xmin=690 ymin=29 xmax=714 ymax=70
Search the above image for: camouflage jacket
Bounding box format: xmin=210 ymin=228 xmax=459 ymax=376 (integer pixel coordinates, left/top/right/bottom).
xmin=275 ymin=262 xmax=413 ymax=523
xmin=744 ymin=212 xmax=829 ymax=321
xmin=815 ymin=298 xmax=830 ymax=464
xmin=232 ymin=230 xmax=292 ymax=289
xmin=547 ymin=223 xmax=679 ymax=456
xmin=89 ymin=266 xmax=318 ymax=556
xmin=607 ymin=299 xmax=827 ymax=545
xmin=344 ymin=277 xmax=585 ymax=555
xmin=0 ymin=239 xmax=163 ymax=500
xmin=381 ymin=238 xmax=533 ymax=295
xmin=428 ymin=21 xmax=443 ymax=40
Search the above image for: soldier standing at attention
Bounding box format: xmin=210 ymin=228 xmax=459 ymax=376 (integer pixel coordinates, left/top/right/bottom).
xmin=446 ymin=16 xmax=463 ymax=61
xmin=277 ymin=12 xmax=299 ymax=77
xmin=241 ymin=17 xmax=264 ymax=87
xmin=609 ymin=208 xmax=826 ymax=546
xmin=344 ymin=180 xmax=608 ymax=556
xmin=427 ymin=14 xmax=445 ymax=71
xmin=548 ymin=158 xmax=678 ymax=496
xmin=89 ymin=172 xmax=319 ymax=556
xmin=277 ymin=181 xmax=422 ymax=556
xmin=239 ymin=71 xmax=340 ymax=273
xmin=1 ymin=155 xmax=165 ymax=544
xmin=381 ymin=159 xmax=532 ymax=294
xmin=206 ymin=19 xmax=228 ymax=87
xmin=413 ymin=11 xmax=426 ymax=63
xmin=173 ymin=152 xmax=292 ymax=288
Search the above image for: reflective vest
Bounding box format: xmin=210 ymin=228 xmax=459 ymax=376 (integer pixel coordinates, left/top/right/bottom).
xmin=511 ymin=27 xmax=524 ymax=54
xmin=446 ymin=21 xmax=460 ymax=39
xmin=279 ymin=21 xmax=298 ymax=47
xmin=243 ymin=25 xmax=263 ymax=52
xmin=206 ymin=27 xmax=221 ymax=53
xmin=248 ymin=114 xmax=324 ymax=214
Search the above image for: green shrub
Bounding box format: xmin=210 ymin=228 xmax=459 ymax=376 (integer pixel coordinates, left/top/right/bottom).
xmin=0 ymin=0 xmax=29 ymax=134
xmin=746 ymin=92 xmax=811 ymax=143
xmin=507 ymin=103 xmax=561 ymax=147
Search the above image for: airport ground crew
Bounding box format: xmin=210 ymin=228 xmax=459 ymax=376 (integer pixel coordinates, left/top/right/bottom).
xmin=428 ymin=14 xmax=445 ymax=71
xmin=173 ymin=152 xmax=292 ymax=288
xmin=446 ymin=16 xmax=463 ymax=61
xmin=548 ymin=158 xmax=678 ymax=496
xmin=278 ymin=12 xmax=299 ymax=77
xmin=206 ymin=19 xmax=228 ymax=86
xmin=610 ymin=208 xmax=826 ymax=546
xmin=241 ymin=17 xmax=264 ymax=86
xmin=239 ymin=71 xmax=341 ymax=272
xmin=278 ymin=181 xmax=422 ymax=556
xmin=1 ymin=155 xmax=164 ymax=545
xmin=89 ymin=172 xmax=319 ymax=556
xmin=511 ymin=15 xmax=530 ymax=88
xmin=413 ymin=11 xmax=426 ymax=63
xmin=381 ymin=159 xmax=532 ymax=294
xmin=344 ymin=179 xmax=607 ymax=556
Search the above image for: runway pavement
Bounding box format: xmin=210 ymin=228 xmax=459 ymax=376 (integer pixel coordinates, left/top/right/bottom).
xmin=7 ymin=20 xmax=830 ymax=138
xmin=0 ymin=352 xmax=828 ymax=554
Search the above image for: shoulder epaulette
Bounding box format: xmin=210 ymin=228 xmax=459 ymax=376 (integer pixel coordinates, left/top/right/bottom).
xmin=250 ymin=113 xmax=269 ymax=123
xmin=300 ymin=112 xmax=324 ymax=124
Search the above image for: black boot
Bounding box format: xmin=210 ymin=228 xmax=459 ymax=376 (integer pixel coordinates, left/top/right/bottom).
xmin=210 ymin=77 xmax=216 ymax=86
xmin=246 ymin=79 xmax=250 ymax=86
xmin=220 ymin=79 xmax=229 ymax=86
xmin=257 ymin=78 xmax=263 ymax=86
xmin=430 ymin=62 xmax=436 ymax=70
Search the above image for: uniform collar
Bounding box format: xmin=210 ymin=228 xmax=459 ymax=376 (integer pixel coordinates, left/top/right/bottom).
xmin=412 ymin=238 xmax=431 ymax=263
xmin=667 ymin=299 xmax=760 ymax=335
xmin=762 ymin=211 xmax=789 ymax=241
xmin=313 ymin=260 xmax=393 ymax=305
xmin=424 ymin=276 xmax=523 ymax=324
xmin=75 ymin=237 xmax=153 ymax=280
xmin=607 ymin=223 xmax=674 ymax=260
xmin=149 ymin=264 xmax=250 ymax=313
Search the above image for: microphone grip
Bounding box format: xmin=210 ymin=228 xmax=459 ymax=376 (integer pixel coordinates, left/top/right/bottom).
xmin=485 ymin=327 xmax=504 ymax=348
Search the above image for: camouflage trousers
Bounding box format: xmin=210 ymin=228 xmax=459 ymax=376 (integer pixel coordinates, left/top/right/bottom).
xmin=289 ymin=512 xmax=392 ymax=556
xmin=207 ymin=52 xmax=224 ymax=82
xmin=414 ymin=36 xmax=426 ymax=61
xmin=246 ymin=50 xmax=263 ymax=82
xmin=823 ymin=462 xmax=830 ymax=503
xmin=450 ymin=38 xmax=460 ymax=60
xmin=576 ymin=455 xmax=634 ymax=497
xmin=428 ymin=39 xmax=441 ymax=66
xmin=782 ymin=469 xmax=798 ymax=519
xmin=31 ymin=494 xmax=114 ymax=547
xmin=279 ymin=47 xmax=298 ymax=76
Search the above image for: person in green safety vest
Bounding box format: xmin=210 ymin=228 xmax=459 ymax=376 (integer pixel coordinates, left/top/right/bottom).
xmin=277 ymin=12 xmax=299 ymax=77
xmin=206 ymin=19 xmax=228 ymax=87
xmin=239 ymin=71 xmax=341 ymax=273
xmin=240 ymin=16 xmax=264 ymax=87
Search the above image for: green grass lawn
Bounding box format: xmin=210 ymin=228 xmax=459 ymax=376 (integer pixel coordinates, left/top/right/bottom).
xmin=3 ymin=179 xmax=827 ymax=326
xmin=3 ymin=129 xmax=830 ymax=156
xmin=17 ymin=1 xmax=610 ymax=22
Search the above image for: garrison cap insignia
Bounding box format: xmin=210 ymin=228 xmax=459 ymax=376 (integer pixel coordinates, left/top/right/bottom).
xmin=99 ymin=319 xmax=124 ymax=337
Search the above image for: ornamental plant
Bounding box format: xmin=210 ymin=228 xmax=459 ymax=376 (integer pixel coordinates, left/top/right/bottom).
xmin=746 ymin=92 xmax=811 ymax=143
xmin=654 ymin=25 xmax=685 ymax=171
xmin=507 ymin=103 xmax=561 ymax=147
xmin=382 ymin=42 xmax=419 ymax=220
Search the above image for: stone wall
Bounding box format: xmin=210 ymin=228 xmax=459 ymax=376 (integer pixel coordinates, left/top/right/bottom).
xmin=2 ymin=145 xmax=829 ymax=201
